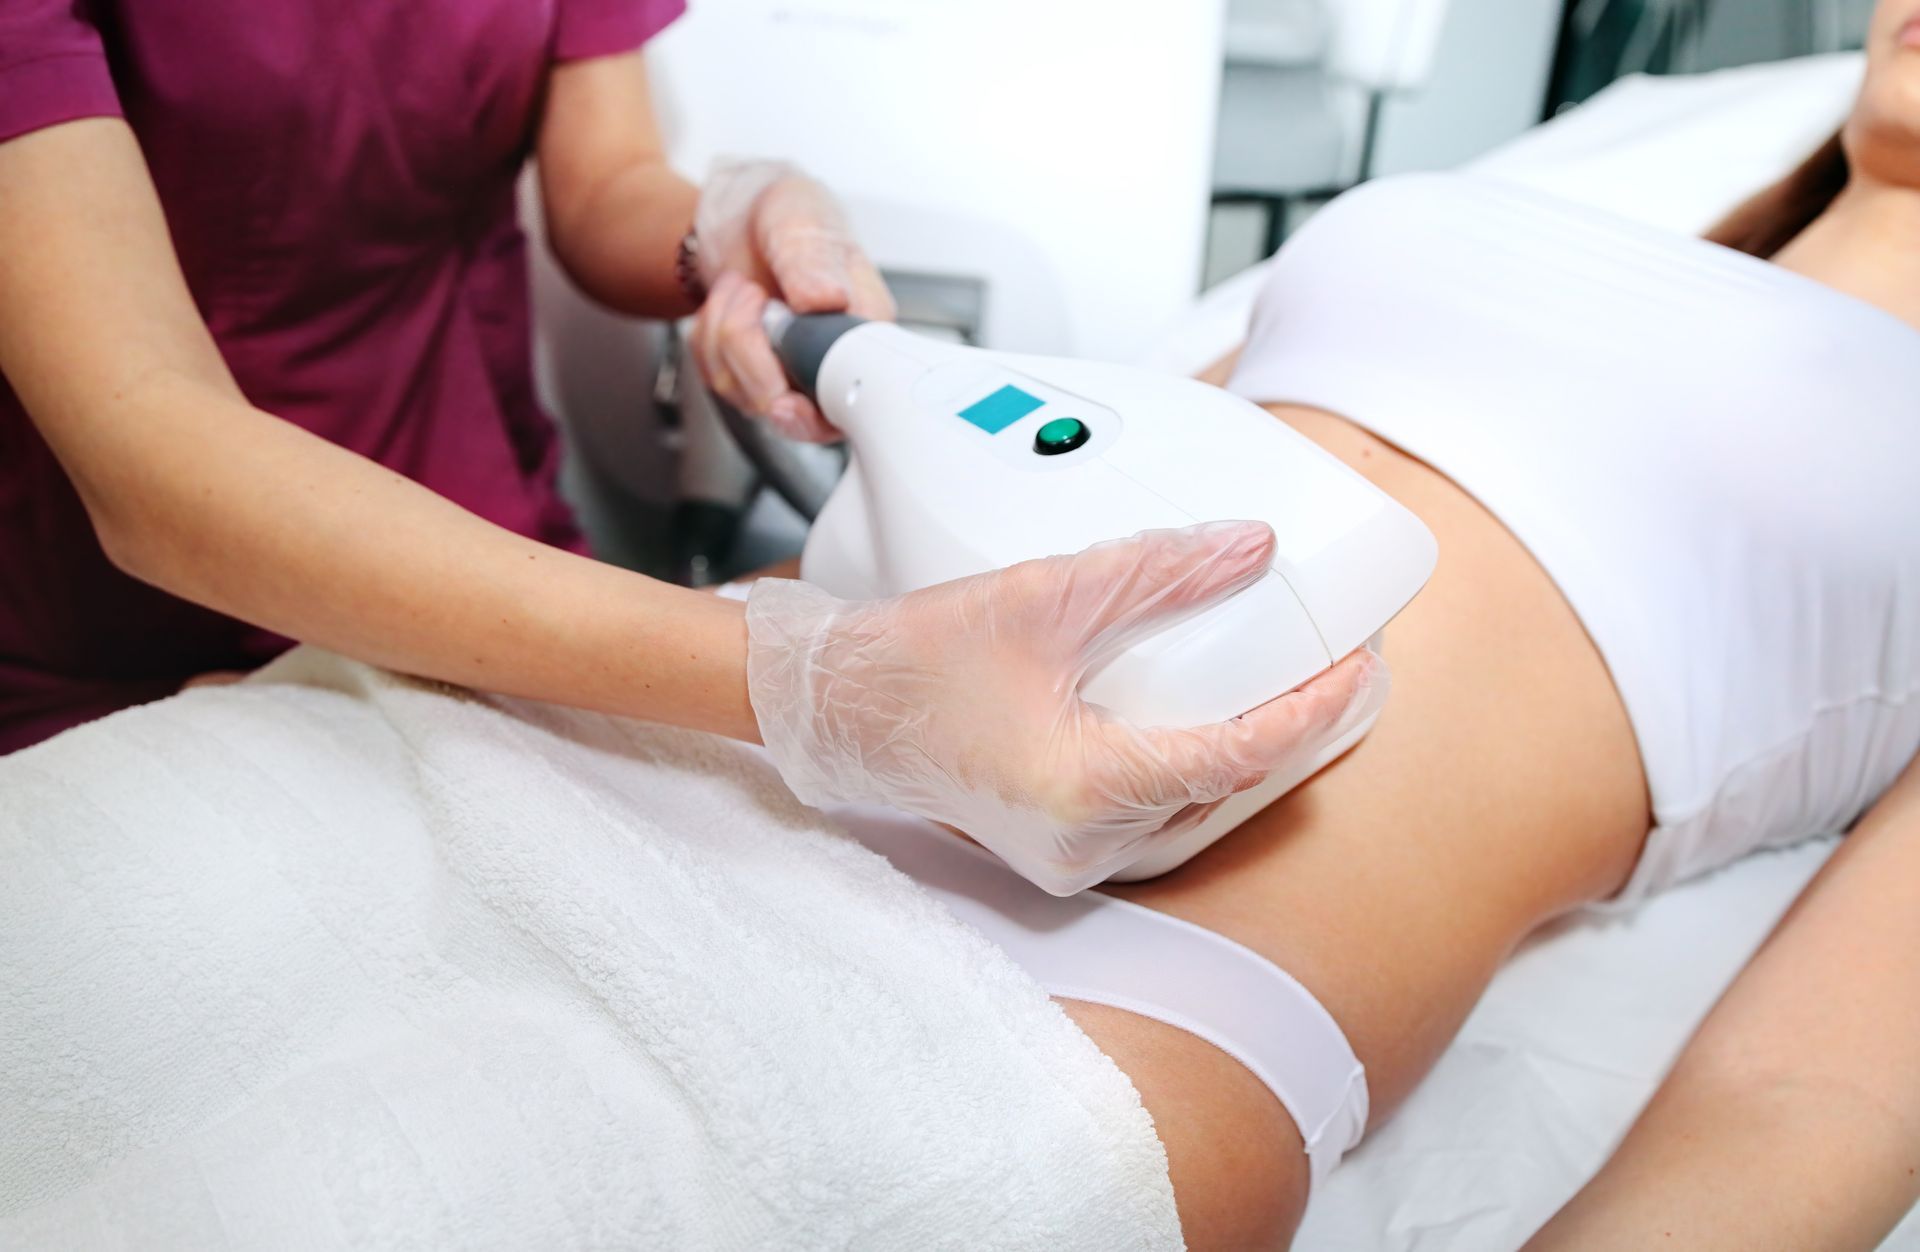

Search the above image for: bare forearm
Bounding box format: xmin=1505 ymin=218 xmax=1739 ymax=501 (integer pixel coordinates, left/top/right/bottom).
xmin=90 ymin=371 xmax=757 ymax=740
xmin=536 ymin=52 xmax=700 ymax=318
xmin=1532 ymin=1069 xmax=1919 ymax=1250
xmin=543 ymin=156 xmax=699 ymax=318
xmin=1529 ymin=767 xmax=1920 ymax=1250
xmin=0 ymin=118 xmax=753 ymax=740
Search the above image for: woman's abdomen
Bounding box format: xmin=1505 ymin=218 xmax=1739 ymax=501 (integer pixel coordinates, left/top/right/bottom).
xmin=1107 ymin=399 xmax=1652 ymax=1116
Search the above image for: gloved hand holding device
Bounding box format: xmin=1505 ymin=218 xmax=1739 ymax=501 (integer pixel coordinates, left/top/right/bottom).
xmin=688 ymin=159 xmax=895 ymax=441
xmin=746 ymin=519 xmax=1385 ymax=895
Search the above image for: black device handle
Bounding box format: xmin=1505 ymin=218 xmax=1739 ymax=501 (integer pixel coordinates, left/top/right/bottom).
xmin=772 ymin=312 xmax=867 ymax=402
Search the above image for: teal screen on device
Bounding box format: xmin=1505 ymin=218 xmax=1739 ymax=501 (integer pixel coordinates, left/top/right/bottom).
xmin=958 ymin=385 xmax=1045 ymax=434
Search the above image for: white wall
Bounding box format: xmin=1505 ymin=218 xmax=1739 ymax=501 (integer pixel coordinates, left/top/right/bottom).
xmin=1370 ymin=0 xmax=1564 ymax=175
xmin=649 ymin=0 xmax=1228 ymax=363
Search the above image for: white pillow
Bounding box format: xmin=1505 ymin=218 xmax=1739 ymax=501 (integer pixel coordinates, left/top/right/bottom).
xmin=1468 ymin=52 xmax=1864 ymax=235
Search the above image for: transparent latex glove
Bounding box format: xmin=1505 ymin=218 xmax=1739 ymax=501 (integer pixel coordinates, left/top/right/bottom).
xmin=746 ymin=521 xmax=1387 ymax=895
xmin=689 ymin=159 xmax=895 ymax=442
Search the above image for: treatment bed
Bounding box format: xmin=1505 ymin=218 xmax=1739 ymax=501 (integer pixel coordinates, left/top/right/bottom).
xmin=3 ymin=52 xmax=1910 ymax=1252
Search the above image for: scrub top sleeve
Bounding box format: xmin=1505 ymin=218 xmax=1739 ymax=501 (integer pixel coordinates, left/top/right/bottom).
xmin=553 ymin=0 xmax=687 ymax=61
xmin=0 ymin=0 xmax=123 ymax=145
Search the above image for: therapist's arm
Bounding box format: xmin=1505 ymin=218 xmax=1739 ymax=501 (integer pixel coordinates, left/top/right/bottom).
xmin=0 ymin=118 xmax=758 ymax=741
xmin=535 ymin=51 xmax=701 ymax=319
xmin=1526 ymin=756 xmax=1920 ymax=1251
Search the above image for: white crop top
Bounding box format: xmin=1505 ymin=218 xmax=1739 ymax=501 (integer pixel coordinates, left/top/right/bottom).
xmin=1228 ymin=173 xmax=1920 ymax=900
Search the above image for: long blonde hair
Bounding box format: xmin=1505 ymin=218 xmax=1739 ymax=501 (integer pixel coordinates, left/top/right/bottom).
xmin=1704 ymin=130 xmax=1850 ymax=258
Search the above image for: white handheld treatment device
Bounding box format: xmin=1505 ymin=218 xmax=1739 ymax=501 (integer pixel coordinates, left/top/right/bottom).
xmin=772 ymin=309 xmax=1437 ymax=883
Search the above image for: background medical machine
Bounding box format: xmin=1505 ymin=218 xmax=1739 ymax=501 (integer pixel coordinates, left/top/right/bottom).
xmin=767 ymin=306 xmax=1437 ymax=886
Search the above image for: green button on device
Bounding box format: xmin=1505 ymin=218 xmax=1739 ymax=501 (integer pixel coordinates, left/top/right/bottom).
xmin=1033 ymin=417 xmax=1090 ymax=456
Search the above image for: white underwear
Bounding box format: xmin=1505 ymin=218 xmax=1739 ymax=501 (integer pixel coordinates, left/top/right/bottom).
xmin=832 ymin=805 xmax=1369 ymax=1190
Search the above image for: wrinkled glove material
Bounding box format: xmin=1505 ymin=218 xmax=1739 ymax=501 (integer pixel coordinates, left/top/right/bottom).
xmin=747 ymin=520 xmax=1384 ymax=895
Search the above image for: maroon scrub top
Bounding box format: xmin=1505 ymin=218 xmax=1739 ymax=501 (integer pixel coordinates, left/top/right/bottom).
xmin=0 ymin=0 xmax=684 ymax=753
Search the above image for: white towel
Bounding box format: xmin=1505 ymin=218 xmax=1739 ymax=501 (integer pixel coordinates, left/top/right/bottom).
xmin=0 ymin=649 xmax=1179 ymax=1250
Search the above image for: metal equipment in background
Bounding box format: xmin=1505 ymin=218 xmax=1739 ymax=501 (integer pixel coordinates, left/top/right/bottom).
xmin=1545 ymin=0 xmax=1873 ymax=115
xmin=1211 ymin=0 xmax=1453 ymax=257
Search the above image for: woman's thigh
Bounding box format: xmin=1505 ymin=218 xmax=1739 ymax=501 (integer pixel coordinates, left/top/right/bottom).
xmin=1065 ymin=405 xmax=1653 ymax=1244
xmin=1063 ymin=1000 xmax=1310 ymax=1249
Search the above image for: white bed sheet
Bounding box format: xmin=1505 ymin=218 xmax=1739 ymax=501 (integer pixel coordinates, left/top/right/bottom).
xmin=1128 ymin=51 xmax=1920 ymax=1248
xmin=1297 ymin=840 xmax=1858 ymax=1248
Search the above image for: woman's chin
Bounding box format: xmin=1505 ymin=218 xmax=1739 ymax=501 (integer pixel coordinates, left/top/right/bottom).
xmin=1846 ymin=86 xmax=1920 ymax=188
